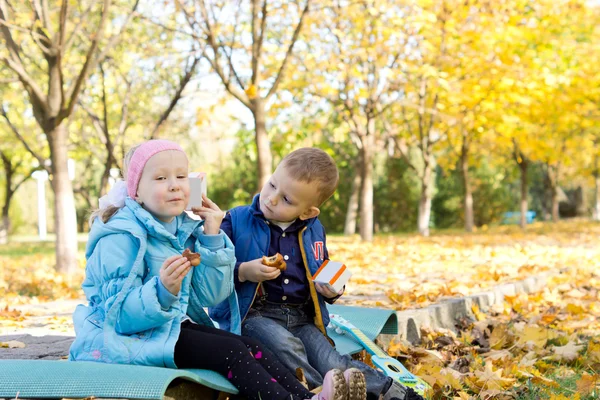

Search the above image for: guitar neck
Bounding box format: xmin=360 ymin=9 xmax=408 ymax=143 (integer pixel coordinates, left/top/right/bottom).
xmin=345 ymin=327 xmax=388 ymax=359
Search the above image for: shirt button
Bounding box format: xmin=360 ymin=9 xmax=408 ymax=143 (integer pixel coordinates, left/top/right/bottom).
xmin=284 ymin=279 xmax=289 ymax=284
xmin=282 ymin=296 xmax=287 ymax=301
xmin=282 ymin=232 xmax=286 ymax=237
xmin=284 ymin=255 xmax=289 ymax=261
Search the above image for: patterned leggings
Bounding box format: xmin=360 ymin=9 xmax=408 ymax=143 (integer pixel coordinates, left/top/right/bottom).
xmin=174 ymin=321 xmax=314 ymax=400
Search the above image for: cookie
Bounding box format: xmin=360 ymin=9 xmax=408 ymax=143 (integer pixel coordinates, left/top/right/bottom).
xmin=262 ymin=253 xmax=287 ymax=271
xmin=182 ymin=248 xmax=201 ymax=267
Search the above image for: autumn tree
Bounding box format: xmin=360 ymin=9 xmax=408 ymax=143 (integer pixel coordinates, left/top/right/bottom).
xmin=0 ymin=0 xmax=140 ymax=273
xmin=175 ymin=0 xmax=310 ymax=190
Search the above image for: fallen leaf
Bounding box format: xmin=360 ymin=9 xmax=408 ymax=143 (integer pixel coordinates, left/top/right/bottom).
xmin=0 ymin=340 xmax=26 ymax=348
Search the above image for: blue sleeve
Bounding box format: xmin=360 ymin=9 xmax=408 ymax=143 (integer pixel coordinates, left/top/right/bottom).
xmin=220 ymin=211 xmax=234 ymax=242
xmin=188 ymin=229 xmax=236 ymax=309
xmin=83 ymin=234 xmax=179 ymax=336
xmin=221 ymin=211 xmax=243 ymax=287
xmin=157 ymin=279 xmax=179 ymax=310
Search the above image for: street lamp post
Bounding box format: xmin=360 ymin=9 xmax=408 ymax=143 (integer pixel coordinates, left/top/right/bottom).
xmin=32 ymin=170 xmax=48 ymax=240
xmin=32 ymin=159 xmax=76 ymax=241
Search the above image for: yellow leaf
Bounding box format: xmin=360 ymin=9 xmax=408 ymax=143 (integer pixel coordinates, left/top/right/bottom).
xmin=565 ymin=303 xmax=585 ymax=315
xmin=551 ymin=341 xmax=584 ymax=362
xmin=473 ymin=363 xmax=516 ymax=391
xmin=576 ymin=373 xmax=599 ymax=395
xmin=245 ymin=84 xmax=258 ymax=99
xmin=0 ymin=340 xmax=26 ymax=348
xmin=489 ymin=324 xmax=511 ymax=350
xmin=516 ymin=325 xmax=552 ymax=349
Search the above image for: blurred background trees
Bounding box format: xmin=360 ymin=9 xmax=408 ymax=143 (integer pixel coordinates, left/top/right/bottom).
xmin=1 ymin=0 xmax=600 ymax=270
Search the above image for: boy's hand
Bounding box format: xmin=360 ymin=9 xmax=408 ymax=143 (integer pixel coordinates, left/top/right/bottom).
xmin=191 ymin=195 xmax=225 ymax=235
xmin=238 ymin=258 xmax=281 ymax=283
xmin=315 ymin=283 xmax=344 ymax=298
xmin=160 ymin=255 xmax=192 ymax=295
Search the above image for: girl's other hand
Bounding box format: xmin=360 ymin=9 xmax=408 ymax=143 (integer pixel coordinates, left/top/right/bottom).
xmin=160 ymin=255 xmax=192 ymax=295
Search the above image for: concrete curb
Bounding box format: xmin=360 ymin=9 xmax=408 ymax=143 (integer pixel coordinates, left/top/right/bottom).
xmin=380 ymin=271 xmax=555 ymax=345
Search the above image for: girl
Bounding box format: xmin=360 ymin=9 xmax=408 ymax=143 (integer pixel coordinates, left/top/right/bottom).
xmin=69 ymin=139 xmax=353 ymax=400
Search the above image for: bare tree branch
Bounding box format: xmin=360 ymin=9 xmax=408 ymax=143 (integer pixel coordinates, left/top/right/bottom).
xmin=64 ymin=3 xmax=94 ymax=51
xmin=149 ymin=55 xmax=202 ymax=139
xmin=266 ymin=0 xmax=310 ymax=100
xmin=0 ymin=105 xmax=47 ymax=170
xmin=64 ymin=0 xmax=141 ymax=120
xmin=0 ymin=0 xmax=49 ymax=116
xmin=194 ymin=0 xmax=250 ymax=107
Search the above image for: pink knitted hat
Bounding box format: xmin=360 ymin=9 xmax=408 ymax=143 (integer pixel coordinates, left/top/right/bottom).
xmin=127 ymin=140 xmax=187 ymax=198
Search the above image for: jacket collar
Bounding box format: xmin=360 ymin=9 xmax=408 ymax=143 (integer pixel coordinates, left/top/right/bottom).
xmin=87 ymin=199 xmax=201 ymax=256
xmin=127 ymin=199 xmax=201 ymax=248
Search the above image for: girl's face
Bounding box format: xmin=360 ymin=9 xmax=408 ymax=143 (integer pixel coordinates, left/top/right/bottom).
xmin=135 ymin=150 xmax=190 ymax=222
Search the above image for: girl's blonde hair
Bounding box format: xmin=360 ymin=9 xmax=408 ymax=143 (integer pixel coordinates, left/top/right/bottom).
xmin=88 ymin=144 xmax=141 ymax=226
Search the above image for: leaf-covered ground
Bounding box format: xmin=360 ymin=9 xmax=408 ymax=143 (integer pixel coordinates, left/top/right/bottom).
xmin=1 ymin=220 xmax=599 ymax=398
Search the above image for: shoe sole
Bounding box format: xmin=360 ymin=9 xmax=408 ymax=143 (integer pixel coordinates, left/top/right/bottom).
xmin=345 ymin=369 xmax=366 ymax=400
xmin=331 ymin=369 xmax=349 ymax=400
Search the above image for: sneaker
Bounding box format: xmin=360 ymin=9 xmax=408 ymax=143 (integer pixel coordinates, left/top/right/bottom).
xmin=343 ymin=368 xmax=366 ymax=400
xmin=381 ymin=380 xmax=425 ymax=400
xmin=309 ymin=369 xmax=348 ymax=400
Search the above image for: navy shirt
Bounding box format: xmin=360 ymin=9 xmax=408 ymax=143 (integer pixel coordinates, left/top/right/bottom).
xmin=221 ymin=202 xmax=330 ymax=305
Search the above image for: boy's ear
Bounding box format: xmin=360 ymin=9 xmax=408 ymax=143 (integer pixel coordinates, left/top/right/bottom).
xmin=299 ymin=206 xmax=320 ymax=221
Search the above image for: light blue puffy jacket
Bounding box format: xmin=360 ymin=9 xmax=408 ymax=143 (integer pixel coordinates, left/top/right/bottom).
xmin=69 ymin=198 xmax=241 ymax=368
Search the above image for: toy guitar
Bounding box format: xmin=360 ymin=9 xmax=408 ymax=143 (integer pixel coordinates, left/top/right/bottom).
xmin=329 ymin=313 xmax=430 ymax=398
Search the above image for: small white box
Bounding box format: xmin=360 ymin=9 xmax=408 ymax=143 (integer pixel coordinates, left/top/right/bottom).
xmin=186 ymin=172 xmax=207 ymax=211
xmin=312 ymin=260 xmax=352 ymax=293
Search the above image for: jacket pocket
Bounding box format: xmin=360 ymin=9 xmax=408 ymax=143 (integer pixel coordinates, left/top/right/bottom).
xmin=80 ymin=308 xmax=105 ymax=354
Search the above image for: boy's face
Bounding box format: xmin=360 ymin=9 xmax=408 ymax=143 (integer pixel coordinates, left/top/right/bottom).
xmin=259 ymin=165 xmax=320 ymax=223
xmin=136 ymin=150 xmax=190 ymax=222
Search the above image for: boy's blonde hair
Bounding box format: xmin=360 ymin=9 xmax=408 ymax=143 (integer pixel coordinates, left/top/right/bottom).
xmin=280 ymin=147 xmax=339 ymax=206
xmin=88 ymin=144 xmax=141 ymax=226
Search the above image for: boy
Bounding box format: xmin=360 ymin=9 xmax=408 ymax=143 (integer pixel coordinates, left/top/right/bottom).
xmin=210 ymin=148 xmax=421 ymax=400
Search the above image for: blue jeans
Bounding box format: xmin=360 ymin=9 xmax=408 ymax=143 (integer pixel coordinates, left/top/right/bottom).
xmin=242 ymin=302 xmax=391 ymax=399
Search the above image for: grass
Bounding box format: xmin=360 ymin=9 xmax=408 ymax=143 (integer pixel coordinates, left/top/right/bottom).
xmin=516 ymin=372 xmax=597 ymax=400
xmin=0 ymin=240 xmax=87 ymax=257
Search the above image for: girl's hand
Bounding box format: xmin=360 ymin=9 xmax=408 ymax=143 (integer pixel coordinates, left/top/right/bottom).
xmin=191 ymin=195 xmax=225 ymax=235
xmin=160 ymin=255 xmax=192 ymax=295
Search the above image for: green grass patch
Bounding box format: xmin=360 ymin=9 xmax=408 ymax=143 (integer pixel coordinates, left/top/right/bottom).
xmin=0 ymin=241 xmax=87 ymax=257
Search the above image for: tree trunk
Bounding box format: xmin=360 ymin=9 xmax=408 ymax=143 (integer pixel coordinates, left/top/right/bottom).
xmin=551 ymin=186 xmax=559 ymax=222
xmin=0 ymin=203 xmax=9 ymax=245
xmin=418 ymin=185 xmax=432 ymax=237
xmin=519 ymin=160 xmax=528 ymax=229
xmin=48 ymin=123 xmax=79 ymax=274
xmin=252 ymin=100 xmax=273 ymax=192
xmin=545 ymin=164 xmax=560 ymax=222
xmin=358 ymin=134 xmax=374 ymax=242
xmin=460 ymin=149 xmax=474 ymax=232
xmin=344 ymin=170 xmax=361 ymax=235
xmin=0 ymin=153 xmax=14 ymax=245
xmin=595 ymin=172 xmax=600 ymax=221
xmin=0 ymin=214 xmax=8 ymax=245
xmin=418 ymin=157 xmax=433 ymax=236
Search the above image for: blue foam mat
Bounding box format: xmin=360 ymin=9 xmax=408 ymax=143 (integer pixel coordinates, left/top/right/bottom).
xmin=0 ymin=360 xmax=238 ymax=399
xmin=328 ymin=304 xmax=398 ymax=356
xmin=0 ymin=305 xmax=398 ymax=399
